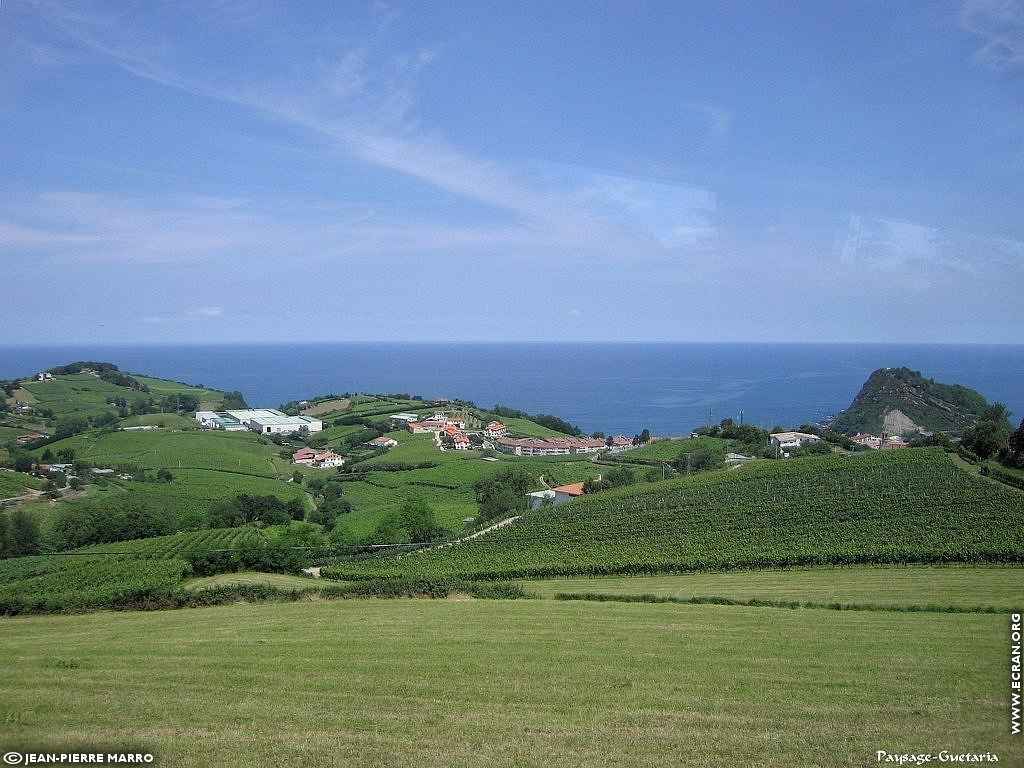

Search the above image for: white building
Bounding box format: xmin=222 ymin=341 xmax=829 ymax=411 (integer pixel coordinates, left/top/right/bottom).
xmin=196 ymin=409 xmax=323 ymax=435
xmin=483 ymin=421 xmax=508 ymax=438
xmin=769 ymin=431 xmax=821 ymax=451
xmin=312 ymin=451 xmax=344 ymax=468
xmin=388 ymin=413 xmax=421 ymax=425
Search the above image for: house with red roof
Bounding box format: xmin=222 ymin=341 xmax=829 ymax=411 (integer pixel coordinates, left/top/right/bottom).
xmin=483 ymin=421 xmax=508 ymax=438
xmin=291 ymin=447 xmax=318 ymax=465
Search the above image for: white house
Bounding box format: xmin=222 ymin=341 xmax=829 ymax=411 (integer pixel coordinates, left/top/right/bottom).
xmin=525 ymin=489 xmax=556 ymax=509
xmin=367 ymin=436 xmax=399 ymax=449
xmin=552 ymin=482 xmax=586 ymax=504
xmin=387 ymin=413 xmax=421 ymax=426
xmin=769 ymin=431 xmax=821 ymax=451
xmin=483 ymin=421 xmax=508 ymax=438
xmin=312 ymin=451 xmax=344 ymax=468
xmin=452 ymin=433 xmax=471 ymax=450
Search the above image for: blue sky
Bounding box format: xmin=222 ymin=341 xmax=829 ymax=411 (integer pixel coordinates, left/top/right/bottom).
xmin=1 ymin=0 xmax=1022 ymax=343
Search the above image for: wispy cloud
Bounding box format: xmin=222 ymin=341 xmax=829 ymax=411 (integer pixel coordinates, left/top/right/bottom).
xmin=959 ymin=0 xmax=1024 ymax=70
xmin=686 ymin=102 xmax=732 ymax=152
xmin=834 ymin=212 xmax=1024 ymax=289
xmin=18 ymin=0 xmax=717 ymax=266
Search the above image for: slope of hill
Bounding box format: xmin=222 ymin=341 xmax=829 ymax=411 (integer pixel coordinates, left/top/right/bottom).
xmin=322 ymin=449 xmax=1024 ymax=581
xmin=829 ymin=367 xmax=990 ymax=436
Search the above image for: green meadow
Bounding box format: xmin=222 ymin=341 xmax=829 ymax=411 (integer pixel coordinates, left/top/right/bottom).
xmin=520 ymin=565 xmax=1024 ymax=611
xmin=0 ymin=599 xmax=1016 ymax=767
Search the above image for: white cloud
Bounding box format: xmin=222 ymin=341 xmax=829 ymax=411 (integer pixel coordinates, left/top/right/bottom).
xmin=686 ymin=102 xmax=732 ymax=151
xmin=17 ymin=1 xmax=717 ymax=267
xmin=834 ymin=212 xmax=1024 ymax=277
xmin=959 ymin=0 xmax=1024 ymax=70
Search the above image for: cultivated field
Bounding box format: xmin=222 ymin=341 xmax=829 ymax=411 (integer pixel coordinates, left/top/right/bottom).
xmin=323 ymin=449 xmax=1024 ymax=581
xmin=0 ymin=599 xmax=1016 ymax=767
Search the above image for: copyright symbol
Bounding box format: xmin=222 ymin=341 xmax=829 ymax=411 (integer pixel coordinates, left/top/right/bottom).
xmin=3 ymin=753 xmax=23 ymax=765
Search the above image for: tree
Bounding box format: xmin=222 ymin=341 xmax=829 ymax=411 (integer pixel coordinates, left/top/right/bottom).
xmin=8 ymin=509 xmax=41 ymax=555
xmin=11 ymin=450 xmax=33 ymax=473
xmin=473 ymin=467 xmax=532 ymax=522
xmin=156 ymin=468 xmax=174 ymax=483
xmin=1007 ymin=419 xmax=1024 ymax=468
xmin=45 ymin=504 xmax=99 ymax=551
xmin=962 ymin=405 xmax=1012 ymax=460
xmin=0 ymin=512 xmax=8 ymax=556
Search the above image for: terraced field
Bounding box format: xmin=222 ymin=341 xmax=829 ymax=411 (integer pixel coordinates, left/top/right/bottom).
xmin=323 ymin=449 xmax=1024 ymax=581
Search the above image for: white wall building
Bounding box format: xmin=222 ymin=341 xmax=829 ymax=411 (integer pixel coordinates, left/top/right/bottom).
xmin=197 ymin=409 xmax=323 ymax=434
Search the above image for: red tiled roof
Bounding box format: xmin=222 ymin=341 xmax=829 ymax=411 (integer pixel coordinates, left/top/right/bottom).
xmin=552 ymin=482 xmax=586 ymax=496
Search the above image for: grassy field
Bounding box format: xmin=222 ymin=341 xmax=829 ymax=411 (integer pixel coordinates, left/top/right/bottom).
xmin=40 ymin=429 xmax=290 ymax=478
xmin=18 ymin=375 xmax=129 ymax=420
xmin=0 ymin=470 xmax=46 ymax=498
xmin=337 ymin=453 xmax=603 ymax=535
xmin=520 ymin=565 xmax=1024 ymax=611
xmin=0 ymin=599 xmax=1016 ymax=766
xmin=115 ymin=413 xmax=197 ymax=429
xmin=64 ymin=470 xmax=311 ymax=529
xmin=610 ymin=435 xmax=731 ymax=463
xmin=129 ymin=376 xmax=224 ymax=409
xmin=182 ymin=571 xmax=328 ymax=591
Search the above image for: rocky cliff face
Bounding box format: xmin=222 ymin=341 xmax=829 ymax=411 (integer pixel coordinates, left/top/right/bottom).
xmin=830 ymin=367 xmax=990 ymax=436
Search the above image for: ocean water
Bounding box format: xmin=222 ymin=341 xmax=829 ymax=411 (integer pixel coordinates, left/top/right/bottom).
xmin=0 ymin=343 xmax=1021 ymax=436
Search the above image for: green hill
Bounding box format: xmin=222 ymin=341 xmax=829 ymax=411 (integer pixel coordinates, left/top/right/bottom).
xmin=322 ymin=448 xmax=1024 ymax=581
xmin=830 ymin=367 xmax=991 ymax=436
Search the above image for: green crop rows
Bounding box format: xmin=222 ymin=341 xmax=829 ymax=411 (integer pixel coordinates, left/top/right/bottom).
xmin=323 ymin=448 xmax=1024 ymax=581
xmin=73 ymin=525 xmax=266 ymax=556
xmin=0 ymin=556 xmax=191 ymax=614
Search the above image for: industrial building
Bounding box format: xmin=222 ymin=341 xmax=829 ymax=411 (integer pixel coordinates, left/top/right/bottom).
xmin=196 ymin=409 xmax=323 ymax=435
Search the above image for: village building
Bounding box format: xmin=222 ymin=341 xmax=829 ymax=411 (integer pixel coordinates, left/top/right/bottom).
xmin=16 ymin=433 xmax=46 ymax=444
xmin=291 ymin=447 xmax=318 ymax=465
xmin=483 ymin=421 xmax=508 ymax=438
xmin=607 ymin=435 xmax=634 ymax=453
xmin=725 ymin=452 xmax=755 ymax=463
xmin=387 ymin=413 xmax=421 ymax=426
xmin=35 ymin=372 xmax=53 ymax=382
xmin=496 ymin=436 xmax=606 ymax=457
xmin=552 ymin=482 xmax=586 ymax=504
xmin=367 ymin=436 xmax=399 ymax=449
xmin=406 ymin=420 xmax=447 ymax=434
xmin=769 ymin=431 xmax=822 ymax=451
xmin=311 ymin=451 xmax=344 ymax=468
xmin=452 ymin=433 xmax=471 ymax=450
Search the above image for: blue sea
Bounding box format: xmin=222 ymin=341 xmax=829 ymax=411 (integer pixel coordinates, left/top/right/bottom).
xmin=1 ymin=343 xmax=1021 ymax=436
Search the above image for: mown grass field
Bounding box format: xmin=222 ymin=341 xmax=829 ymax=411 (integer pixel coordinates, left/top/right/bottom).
xmin=182 ymin=571 xmax=327 ymax=591
xmin=0 ymin=599 xmax=1016 ymax=767
xmin=520 ymin=565 xmax=1024 ymax=611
